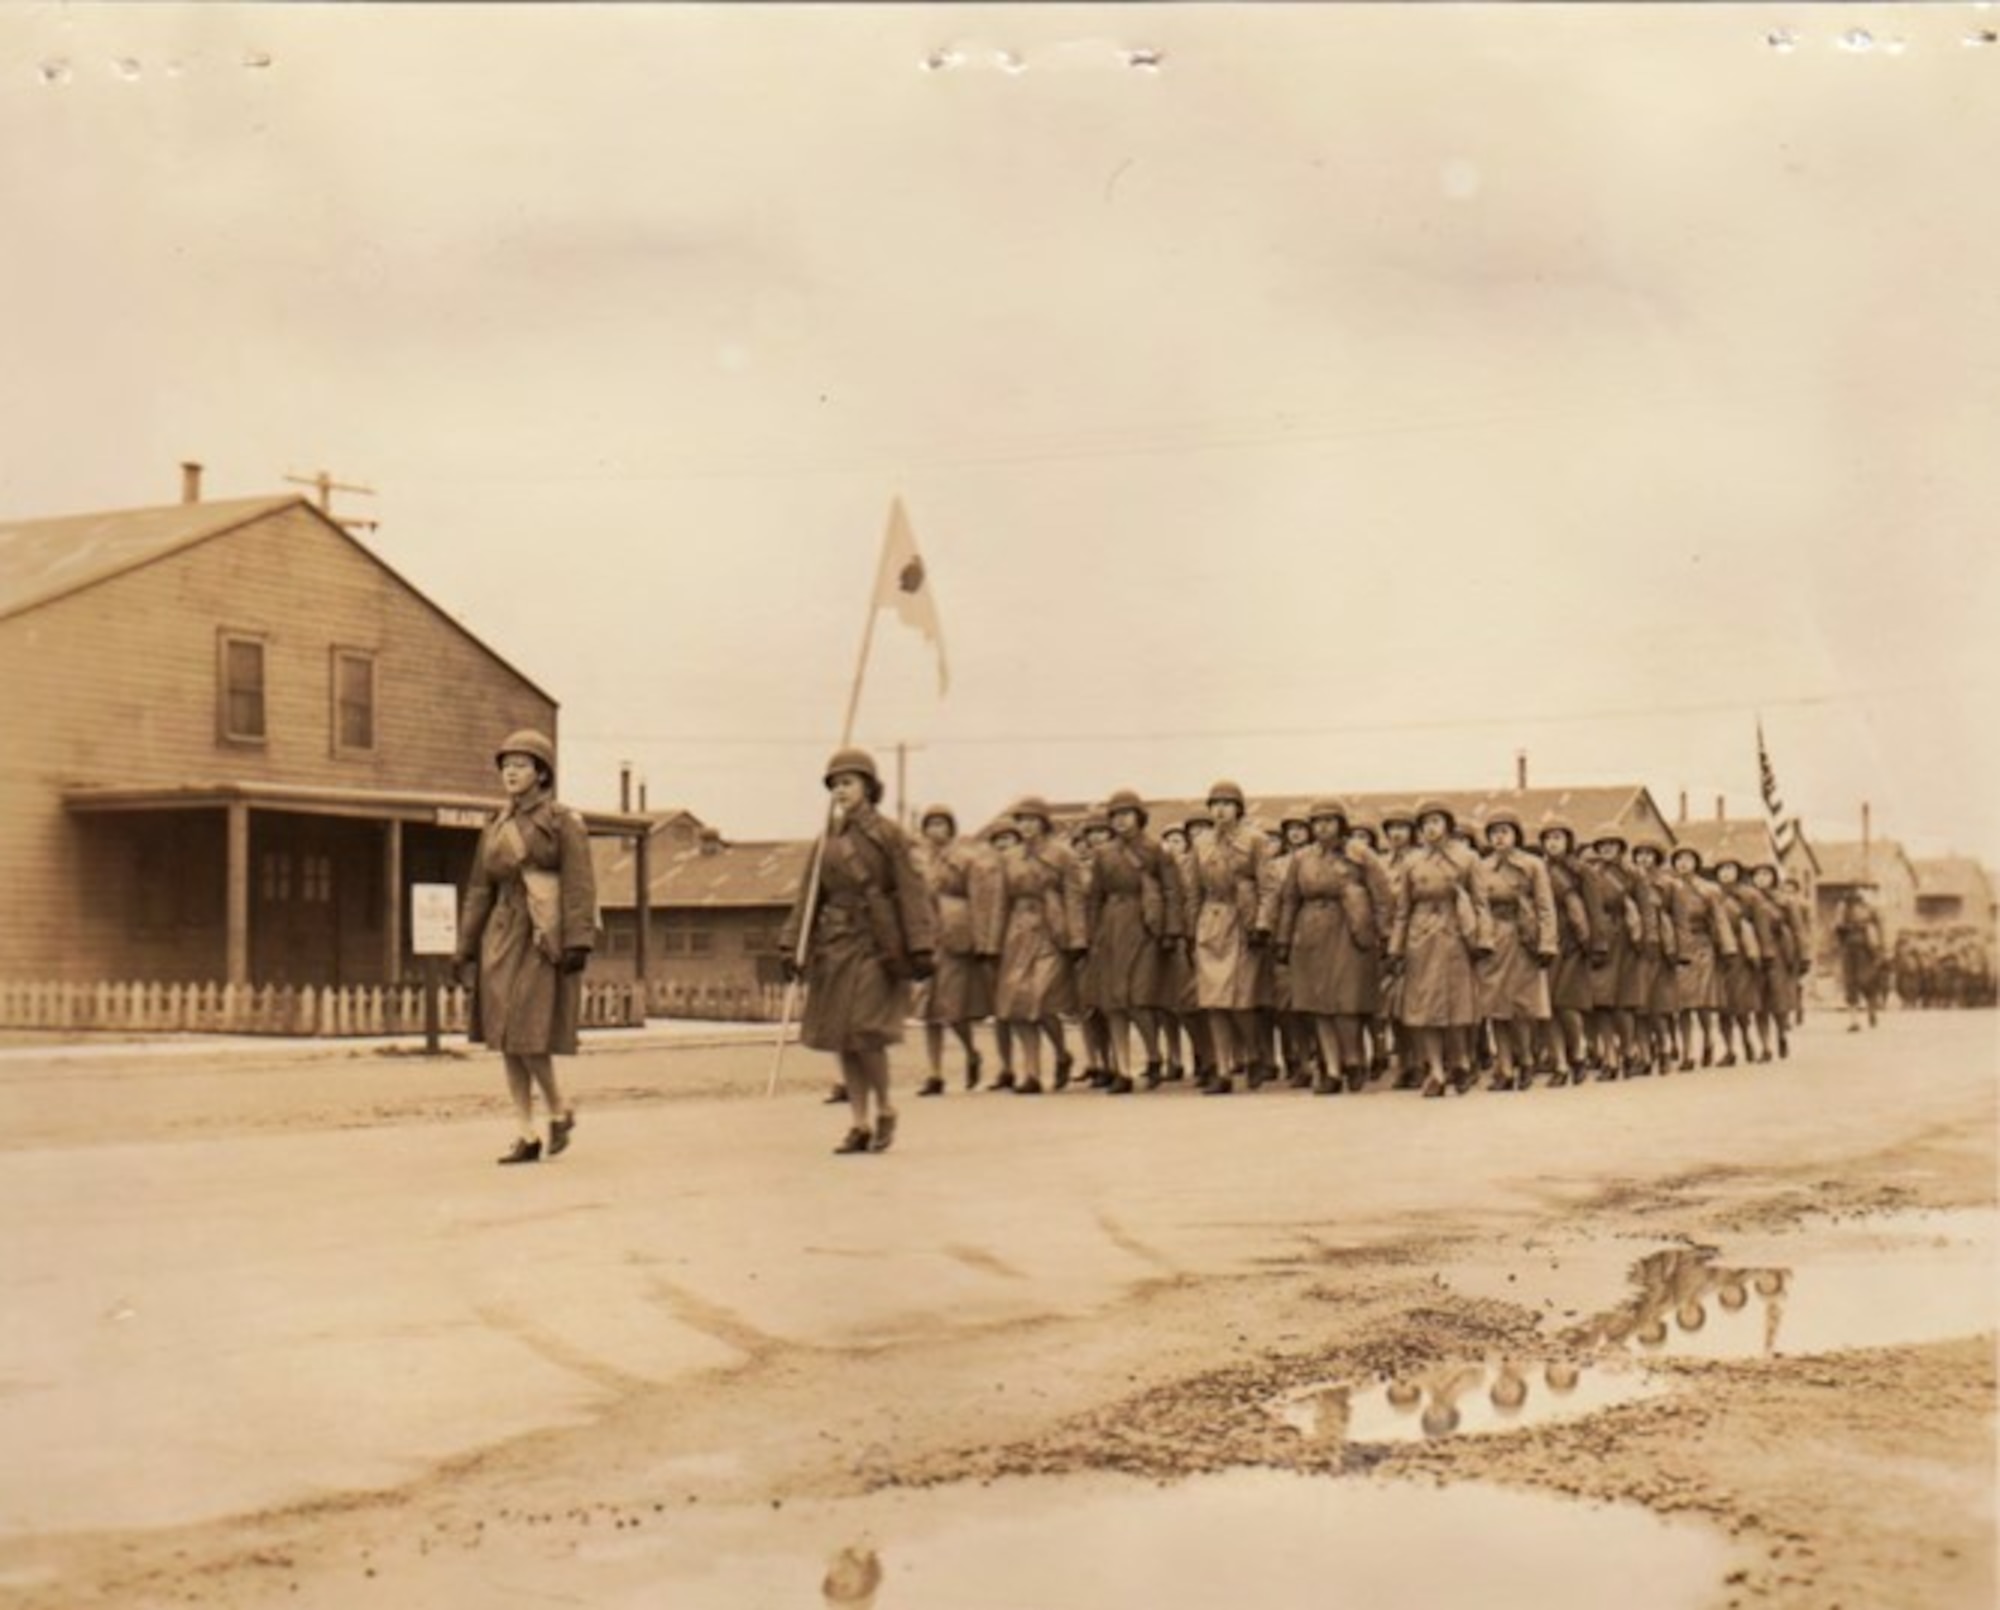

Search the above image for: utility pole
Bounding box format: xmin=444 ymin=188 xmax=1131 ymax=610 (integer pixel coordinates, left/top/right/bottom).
xmin=285 ymin=468 xmax=379 ymax=533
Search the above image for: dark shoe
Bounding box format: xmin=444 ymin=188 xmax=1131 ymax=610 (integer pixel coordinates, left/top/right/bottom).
xmin=1141 ymin=1061 xmax=1164 ymax=1090
xmin=547 ymin=1113 xmax=575 ymax=1158
xmin=1596 ymin=1066 xmax=1620 ymax=1083
xmin=1776 ymin=1035 xmax=1790 ymax=1060
xmin=1700 ymin=1045 xmax=1714 ymax=1067
xmin=1846 ymin=1022 xmax=1861 ymax=1034
xmin=1488 ymin=1072 xmax=1516 ymax=1093
xmin=870 ymin=1112 xmax=898 ymax=1153
xmin=966 ymin=1051 xmax=984 ymax=1091
xmin=1201 ymin=1075 xmax=1235 ymax=1096
xmin=917 ymin=1076 xmax=946 ymax=1098
xmin=1548 ymin=1069 xmax=1571 ymax=1089
xmin=1717 ymin=1052 xmax=1738 ymax=1068
xmin=1106 ymin=1074 xmax=1135 ymax=1095
xmin=1344 ymin=1066 xmax=1368 ymax=1095
xmin=1164 ymin=1062 xmax=1186 ymax=1083
xmin=498 ymin=1138 xmax=542 ymax=1165
xmin=1450 ymin=1067 xmax=1476 ymax=1095
xmin=1017 ymin=1077 xmax=1045 ymax=1096
xmin=834 ymin=1127 xmax=872 ymax=1155
xmin=993 ymin=1070 xmax=1018 ymax=1092
xmin=823 ymin=1083 xmax=848 ymax=1106
xmin=1678 ymin=1058 xmax=1696 ymax=1073
xmin=1313 ymin=1073 xmax=1338 ymax=1096
xmin=1054 ymin=1052 xmax=1076 ymax=1089
xmin=1421 ymin=1076 xmax=1447 ymax=1099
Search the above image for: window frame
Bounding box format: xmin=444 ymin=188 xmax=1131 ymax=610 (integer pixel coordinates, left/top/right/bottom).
xmin=330 ymin=645 xmax=378 ymax=757
xmin=217 ymin=629 xmax=269 ymax=746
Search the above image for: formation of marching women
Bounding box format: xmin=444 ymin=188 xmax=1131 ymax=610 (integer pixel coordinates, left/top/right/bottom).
xmin=782 ymin=754 xmax=1825 ymax=1148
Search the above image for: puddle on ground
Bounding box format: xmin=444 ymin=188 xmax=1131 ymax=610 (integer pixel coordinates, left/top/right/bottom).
xmin=1265 ymin=1355 xmax=1664 ymax=1446
xmin=1570 ymin=1208 xmax=1998 ymax=1363
xmin=570 ymin=1470 xmax=1732 ymax=1610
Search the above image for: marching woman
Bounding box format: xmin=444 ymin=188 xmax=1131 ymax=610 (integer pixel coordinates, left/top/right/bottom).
xmin=1073 ymin=811 xmax=1118 ymax=1088
xmin=978 ymin=797 xmax=1088 ymax=1096
xmin=1627 ymin=835 xmax=1682 ymax=1074
xmin=1189 ymin=781 xmax=1272 ymax=1094
xmin=1536 ymin=817 xmax=1606 ymax=1086
xmin=980 ymin=820 xmax=1025 ymax=1090
xmin=1388 ymin=800 xmax=1492 ymax=1098
xmin=1271 ymin=800 xmax=1382 ymax=1095
xmin=914 ymin=805 xmax=999 ymax=1096
xmin=1708 ymin=856 xmax=1762 ymax=1065
xmin=1267 ymin=814 xmax=1321 ymax=1088
xmin=1666 ymin=844 xmax=1735 ymax=1069
xmin=1345 ymin=816 xmax=1398 ymax=1081
xmin=1584 ymin=827 xmax=1643 ymax=1079
xmin=1162 ymin=817 xmax=1216 ymax=1083
xmin=1471 ymin=809 xmax=1557 ymax=1092
xmin=457 ymin=729 xmax=599 ymax=1166
xmin=1086 ymin=789 xmax=1187 ymax=1093
xmin=1747 ymin=862 xmax=1798 ymax=1060
xmin=778 ymin=749 xmax=936 ymax=1155
xmin=1377 ymin=804 xmax=1419 ymax=1085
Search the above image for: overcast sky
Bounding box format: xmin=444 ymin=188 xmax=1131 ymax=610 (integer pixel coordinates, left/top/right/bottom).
xmin=5 ymin=4 xmax=1996 ymax=864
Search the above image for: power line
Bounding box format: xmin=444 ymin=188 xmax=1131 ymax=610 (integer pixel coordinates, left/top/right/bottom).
xmin=565 ymin=675 xmax=1986 ymax=750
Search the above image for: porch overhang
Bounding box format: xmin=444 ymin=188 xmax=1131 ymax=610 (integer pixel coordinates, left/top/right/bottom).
xmin=62 ymin=781 xmax=652 ymax=839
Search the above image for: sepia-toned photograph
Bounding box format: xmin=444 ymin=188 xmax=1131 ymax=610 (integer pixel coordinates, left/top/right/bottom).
xmin=0 ymin=3 xmax=1994 ymax=1606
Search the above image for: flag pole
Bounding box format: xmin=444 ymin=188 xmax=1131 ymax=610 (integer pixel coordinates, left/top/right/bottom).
xmin=764 ymin=511 xmax=896 ymax=1097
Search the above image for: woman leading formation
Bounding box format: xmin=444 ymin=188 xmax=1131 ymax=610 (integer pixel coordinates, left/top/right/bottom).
xmin=778 ymin=749 xmax=937 ymax=1155
xmin=457 ymin=729 xmax=598 ymax=1165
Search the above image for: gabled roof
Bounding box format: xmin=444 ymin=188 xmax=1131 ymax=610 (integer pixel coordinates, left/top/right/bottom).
xmin=1813 ymin=839 xmax=1918 ymax=889
xmin=1669 ymin=818 xmax=1782 ymax=868
xmin=596 ymin=832 xmax=809 ymax=911
xmin=0 ymin=494 xmax=298 ymax=621
xmin=980 ymin=784 xmax=1670 ymax=841
xmin=1913 ymin=856 xmax=1995 ymax=909
xmin=0 ymin=491 xmax=556 ymax=704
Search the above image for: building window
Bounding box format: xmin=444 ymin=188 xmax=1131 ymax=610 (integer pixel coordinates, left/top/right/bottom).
xmin=332 ymin=648 xmax=376 ymax=755
xmin=218 ymin=632 xmax=268 ymax=744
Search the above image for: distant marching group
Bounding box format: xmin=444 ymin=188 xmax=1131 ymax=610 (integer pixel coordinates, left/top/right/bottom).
xmin=780 ymin=749 xmax=1892 ymax=1156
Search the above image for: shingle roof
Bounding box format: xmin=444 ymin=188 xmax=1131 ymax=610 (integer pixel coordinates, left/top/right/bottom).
xmin=1668 ymin=818 xmax=1781 ymax=868
xmin=0 ymin=494 xmax=300 ymax=621
xmin=596 ymin=833 xmax=809 ymax=910
xmin=1913 ymin=856 xmax=1995 ymax=909
xmin=981 ymin=785 xmax=1670 ymax=841
xmin=1814 ymin=839 xmax=1917 ymax=888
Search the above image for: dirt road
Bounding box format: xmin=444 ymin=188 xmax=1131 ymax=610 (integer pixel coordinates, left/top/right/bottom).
xmin=0 ymin=1012 xmax=1991 ymax=1607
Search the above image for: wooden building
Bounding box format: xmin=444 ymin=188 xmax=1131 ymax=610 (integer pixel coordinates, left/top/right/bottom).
xmin=0 ymin=481 xmax=649 ymax=988
xmin=1811 ymin=839 xmax=1921 ymax=962
xmin=1911 ymin=857 xmax=1998 ymax=939
xmin=593 ymin=823 xmax=808 ymax=1007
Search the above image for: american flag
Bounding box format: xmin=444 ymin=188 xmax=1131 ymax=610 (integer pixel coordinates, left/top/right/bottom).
xmin=1756 ymin=718 xmax=1800 ymax=857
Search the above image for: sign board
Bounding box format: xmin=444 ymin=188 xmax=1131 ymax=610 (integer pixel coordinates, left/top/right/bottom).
xmin=436 ymin=806 xmax=491 ymax=829
xmin=411 ymin=883 xmax=460 ymax=956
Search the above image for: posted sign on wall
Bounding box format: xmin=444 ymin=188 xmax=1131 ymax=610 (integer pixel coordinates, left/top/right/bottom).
xmin=411 ymin=883 xmax=460 ymax=957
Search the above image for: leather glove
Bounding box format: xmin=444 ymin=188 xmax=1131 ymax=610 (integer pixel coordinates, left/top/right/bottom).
xmin=1247 ymin=929 xmax=1271 ymax=951
xmin=780 ymin=955 xmax=805 ymax=984
xmin=559 ymin=947 xmax=590 ymax=975
xmin=908 ymin=951 xmax=936 ymax=982
xmin=975 ymin=950 xmax=1000 ymax=963
xmin=1535 ymin=951 xmax=1556 ymax=970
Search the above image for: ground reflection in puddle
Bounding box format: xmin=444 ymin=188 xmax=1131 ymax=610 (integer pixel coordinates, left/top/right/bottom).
xmin=588 ymin=1470 xmax=1732 ymax=1610
xmin=1574 ymin=1208 xmax=1998 ymax=1362
xmin=1267 ymin=1355 xmax=1663 ymax=1446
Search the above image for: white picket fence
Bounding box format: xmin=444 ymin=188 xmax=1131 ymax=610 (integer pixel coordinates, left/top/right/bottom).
xmin=648 ymin=979 xmax=792 ymax=1022
xmin=0 ymin=978 xmax=645 ymax=1037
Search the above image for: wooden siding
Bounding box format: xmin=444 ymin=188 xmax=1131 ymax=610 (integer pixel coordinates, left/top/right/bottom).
xmin=0 ymin=502 xmax=554 ymax=981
